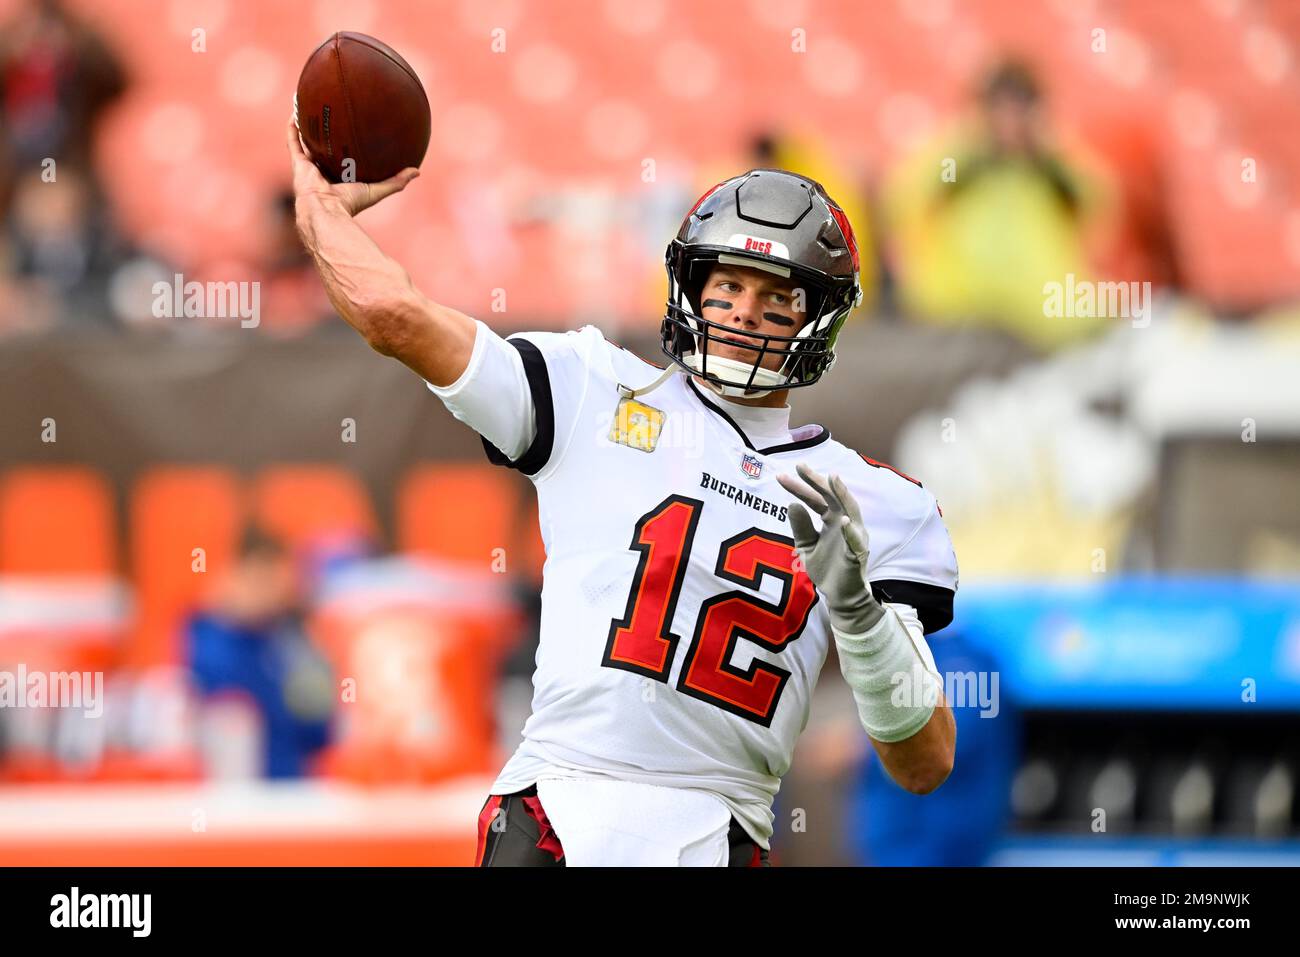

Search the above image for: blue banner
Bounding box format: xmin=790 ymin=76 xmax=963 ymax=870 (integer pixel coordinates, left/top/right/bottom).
xmin=954 ymin=578 xmax=1300 ymax=710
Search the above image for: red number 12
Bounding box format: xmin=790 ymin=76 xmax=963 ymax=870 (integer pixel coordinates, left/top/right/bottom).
xmin=602 ymin=495 xmax=818 ymax=727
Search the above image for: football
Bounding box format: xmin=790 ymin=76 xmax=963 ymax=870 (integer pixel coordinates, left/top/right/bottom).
xmin=294 ymin=31 xmax=431 ymax=184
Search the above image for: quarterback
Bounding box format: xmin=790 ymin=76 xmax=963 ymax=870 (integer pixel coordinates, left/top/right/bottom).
xmin=287 ymin=119 xmax=958 ymax=867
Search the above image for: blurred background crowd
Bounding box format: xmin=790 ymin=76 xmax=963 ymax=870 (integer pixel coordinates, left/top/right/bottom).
xmin=0 ymin=0 xmax=1298 ymax=866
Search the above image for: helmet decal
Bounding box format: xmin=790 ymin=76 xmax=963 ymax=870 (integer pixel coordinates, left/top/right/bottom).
xmin=725 ymin=235 xmax=790 ymax=259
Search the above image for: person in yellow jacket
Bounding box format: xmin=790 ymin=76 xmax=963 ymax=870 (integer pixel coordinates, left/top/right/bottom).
xmin=882 ymin=59 xmax=1111 ymax=351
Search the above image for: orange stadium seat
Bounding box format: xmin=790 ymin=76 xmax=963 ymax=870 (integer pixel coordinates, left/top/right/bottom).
xmin=250 ymin=464 xmax=379 ymax=550
xmin=128 ymin=466 xmax=245 ymax=667
xmin=0 ymin=466 xmax=117 ymax=575
xmin=396 ymin=462 xmax=519 ymax=568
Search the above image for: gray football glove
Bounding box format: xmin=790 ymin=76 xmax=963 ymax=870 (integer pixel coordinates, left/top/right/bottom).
xmin=776 ymin=463 xmax=885 ymax=635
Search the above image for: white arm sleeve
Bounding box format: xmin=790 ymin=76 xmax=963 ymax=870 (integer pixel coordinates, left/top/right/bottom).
xmin=832 ymin=600 xmax=942 ymax=743
xmin=425 ymin=318 xmax=537 ymax=461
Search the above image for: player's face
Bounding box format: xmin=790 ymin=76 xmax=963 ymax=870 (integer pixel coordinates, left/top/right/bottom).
xmin=698 ymin=263 xmax=806 ymax=371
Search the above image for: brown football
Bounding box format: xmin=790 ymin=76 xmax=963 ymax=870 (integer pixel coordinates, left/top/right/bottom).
xmin=294 ymin=31 xmax=431 ymax=184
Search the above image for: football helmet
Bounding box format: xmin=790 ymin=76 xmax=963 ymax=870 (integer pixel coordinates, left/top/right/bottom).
xmin=661 ymin=169 xmax=863 ymax=397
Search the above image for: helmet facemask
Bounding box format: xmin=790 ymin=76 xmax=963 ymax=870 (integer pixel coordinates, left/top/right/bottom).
xmin=663 ymin=247 xmax=854 ymax=398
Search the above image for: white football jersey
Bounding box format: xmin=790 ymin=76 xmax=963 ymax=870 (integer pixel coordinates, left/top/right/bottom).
xmin=469 ymin=324 xmax=958 ymax=848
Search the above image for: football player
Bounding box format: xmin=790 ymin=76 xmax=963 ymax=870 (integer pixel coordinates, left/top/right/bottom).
xmin=288 ymin=119 xmax=959 ymax=866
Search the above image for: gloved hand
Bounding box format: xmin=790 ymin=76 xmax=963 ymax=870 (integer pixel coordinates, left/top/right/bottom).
xmin=776 ymin=463 xmax=885 ymax=635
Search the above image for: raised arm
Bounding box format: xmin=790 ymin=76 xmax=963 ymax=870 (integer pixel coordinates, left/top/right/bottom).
xmin=285 ymin=117 xmax=475 ymax=387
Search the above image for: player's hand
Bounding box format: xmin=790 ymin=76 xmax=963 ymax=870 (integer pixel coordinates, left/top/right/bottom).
xmin=776 ymin=463 xmax=884 ymax=634
xmin=286 ymin=115 xmax=418 ymax=218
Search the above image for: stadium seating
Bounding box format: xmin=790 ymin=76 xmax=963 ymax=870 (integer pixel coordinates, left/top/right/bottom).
xmin=0 ymin=466 xmax=117 ymax=575
xmin=249 ymin=464 xmax=379 ymax=549
xmin=128 ymin=466 xmax=244 ymax=667
xmin=13 ymin=0 xmax=1291 ymax=323
xmin=396 ymin=462 xmax=517 ymax=565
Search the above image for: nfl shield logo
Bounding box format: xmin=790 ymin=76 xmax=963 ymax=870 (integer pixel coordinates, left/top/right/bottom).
xmin=740 ymin=454 xmax=763 ymax=479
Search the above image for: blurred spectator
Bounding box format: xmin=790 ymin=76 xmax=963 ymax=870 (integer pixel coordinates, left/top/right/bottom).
xmin=0 ymin=233 xmax=58 ymax=332
xmin=882 ymin=58 xmax=1110 ymax=350
xmin=0 ymin=0 xmax=127 ymax=217
xmin=0 ymin=0 xmax=156 ymax=336
xmin=847 ymin=629 xmax=1020 ymax=866
xmin=253 ymin=188 xmax=336 ymax=337
xmin=2 ymin=164 xmax=129 ymax=331
xmin=184 ymin=525 xmax=334 ymax=778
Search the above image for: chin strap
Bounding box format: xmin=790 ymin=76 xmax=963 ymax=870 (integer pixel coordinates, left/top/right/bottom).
xmin=616 ymin=365 xmax=679 ymax=400
xmin=697 ymin=376 xmax=779 ymax=400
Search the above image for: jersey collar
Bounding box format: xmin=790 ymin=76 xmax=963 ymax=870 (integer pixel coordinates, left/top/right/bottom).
xmin=685 ymin=377 xmax=830 ymax=455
